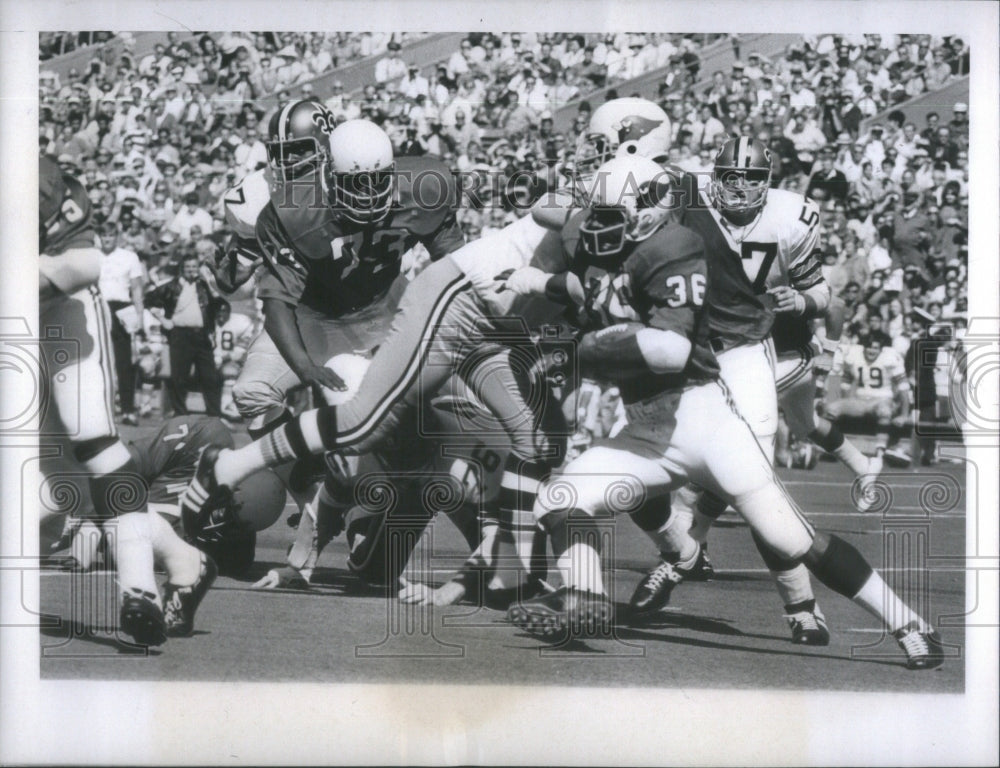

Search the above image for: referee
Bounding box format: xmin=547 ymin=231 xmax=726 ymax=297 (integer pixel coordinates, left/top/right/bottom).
xmin=98 ymin=226 xmax=145 ymax=426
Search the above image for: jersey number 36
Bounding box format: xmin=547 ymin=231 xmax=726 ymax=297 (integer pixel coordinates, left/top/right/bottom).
xmin=664 ymin=273 xmax=706 ymax=308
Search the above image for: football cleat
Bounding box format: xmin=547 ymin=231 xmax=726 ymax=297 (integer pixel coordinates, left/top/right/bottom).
xmin=507 ymin=586 xmax=614 ymax=638
xmin=179 ymin=446 xmax=233 ymax=541
xmin=119 ymin=590 xmax=167 ymax=646
xmin=893 ymin=621 xmax=946 ymax=670
xmin=628 ymin=556 xmax=688 ymax=615
xmin=686 ymin=543 xmax=715 ymax=582
xmin=883 ymin=447 xmax=911 ymax=468
xmin=785 ymin=605 xmax=830 ymax=646
xmin=163 ymin=552 xmax=218 ymax=637
xmin=856 ymin=453 xmax=884 ymax=513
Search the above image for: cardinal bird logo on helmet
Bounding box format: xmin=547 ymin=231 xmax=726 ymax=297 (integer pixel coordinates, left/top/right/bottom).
xmin=615 ymin=115 xmax=664 ymax=145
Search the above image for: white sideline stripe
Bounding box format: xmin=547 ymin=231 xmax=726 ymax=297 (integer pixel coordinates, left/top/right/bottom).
xmin=782 ymin=479 xmax=959 ymax=487
xmin=717 ymin=510 xmax=964 ymax=519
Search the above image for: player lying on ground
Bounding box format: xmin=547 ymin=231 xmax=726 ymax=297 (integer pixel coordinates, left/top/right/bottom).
xmin=39 ymin=156 xmax=214 ymax=645
xmin=50 ymin=415 xmax=286 ymax=578
xmin=502 ymin=155 xmax=945 ymax=670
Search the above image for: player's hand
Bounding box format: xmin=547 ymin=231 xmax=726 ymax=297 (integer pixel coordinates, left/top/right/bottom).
xmin=495 ymin=266 xmax=550 ymax=296
xmin=300 ymin=363 xmax=346 ymax=392
xmin=160 ymin=316 xmax=174 ymax=331
xmin=252 ymin=566 xmax=309 ymax=590
xmin=768 ymin=286 xmax=806 ymax=315
xmin=892 ymin=412 xmax=913 ymax=430
xmin=814 ymin=351 xmax=834 ymax=376
xmin=398 ymin=577 xmax=467 ymax=606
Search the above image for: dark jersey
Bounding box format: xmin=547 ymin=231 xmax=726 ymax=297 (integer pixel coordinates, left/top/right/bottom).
xmin=39 ymin=160 xmax=96 ymax=255
xmin=771 ymin=314 xmax=815 ymax=354
xmin=561 ymin=212 xmax=718 ymax=405
xmin=669 ymin=170 xmax=822 ymax=351
xmin=254 ymin=155 xmax=464 ymax=316
xmin=126 ymin=416 xmax=234 ymax=513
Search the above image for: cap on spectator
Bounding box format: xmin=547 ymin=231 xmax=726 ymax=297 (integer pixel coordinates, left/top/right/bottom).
xmin=159 ymin=231 xmax=176 ymax=245
xmin=836 ymin=132 xmax=851 ymax=145
xmin=277 ymin=46 xmax=298 ymax=59
xmin=408 ymin=64 xmax=419 ymax=72
xmin=953 ymin=102 xmax=968 ymax=113
xmin=57 ymin=153 xmax=78 ymax=166
xmin=732 ymin=61 xmax=744 ymax=70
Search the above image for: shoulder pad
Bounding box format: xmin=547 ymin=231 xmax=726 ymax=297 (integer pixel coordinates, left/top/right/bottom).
xmin=391 ymin=156 xmax=458 ymax=236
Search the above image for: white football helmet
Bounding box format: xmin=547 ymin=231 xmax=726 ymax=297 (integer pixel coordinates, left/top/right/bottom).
xmin=579 ymin=156 xmax=673 ymax=259
xmin=320 ymin=353 xmax=371 ymax=405
xmin=576 ymin=98 xmax=673 ymax=177
xmin=327 ymin=119 xmax=395 ymax=225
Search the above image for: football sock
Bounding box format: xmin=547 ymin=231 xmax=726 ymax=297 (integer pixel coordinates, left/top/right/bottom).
xmin=540 ymin=508 xmax=606 ymax=595
xmin=148 ymin=511 xmax=201 ymax=587
xmin=774 ymin=565 xmax=815 ymax=609
xmin=690 ymin=488 xmax=727 ymax=544
xmin=851 ymin=570 xmax=926 ymax=633
xmin=558 ymin=542 xmax=605 ymax=595
xmin=812 ymin=424 xmax=870 ymax=477
xmin=114 ymin=512 xmax=161 ymax=607
xmin=498 ymin=456 xmax=550 ymax=579
xmin=71 ymin=520 xmax=103 ymax=570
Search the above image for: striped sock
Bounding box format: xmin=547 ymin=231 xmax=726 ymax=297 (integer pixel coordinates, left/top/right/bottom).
xmin=497 ymin=456 xmax=550 ymax=580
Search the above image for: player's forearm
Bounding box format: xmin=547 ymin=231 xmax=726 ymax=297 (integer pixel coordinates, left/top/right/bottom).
xmin=824 ymin=294 xmax=846 ymax=342
xmin=578 ymin=325 xmax=691 ymax=377
xmin=131 ymin=278 xmax=145 ymax=315
xmin=796 ymin=283 xmax=831 ymax=318
xmin=262 ymin=298 xmax=314 ymax=375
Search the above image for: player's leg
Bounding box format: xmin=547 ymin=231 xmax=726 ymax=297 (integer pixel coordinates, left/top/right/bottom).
xmin=191 ymin=331 xmax=222 ymax=416
xmin=697 ymin=382 xmax=944 ymax=668
xmin=508 ymin=445 xmax=675 ymax=635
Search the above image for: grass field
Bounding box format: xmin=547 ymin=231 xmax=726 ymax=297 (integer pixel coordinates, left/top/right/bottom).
xmin=38 ymin=429 xmax=966 ymax=692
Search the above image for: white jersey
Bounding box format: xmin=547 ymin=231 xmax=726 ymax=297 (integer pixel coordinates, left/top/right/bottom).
xmin=213 ymin=312 xmax=257 ymax=364
xmin=222 ymin=168 xmax=271 ymax=241
xmin=836 ymin=344 xmax=906 ymax=398
xmin=693 ymin=182 xmax=824 ymax=294
xmin=447 ymin=214 xmax=567 ymax=325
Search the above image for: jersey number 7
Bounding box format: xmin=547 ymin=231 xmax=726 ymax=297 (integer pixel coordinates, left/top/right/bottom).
xmin=741 ymin=241 xmax=778 ymax=294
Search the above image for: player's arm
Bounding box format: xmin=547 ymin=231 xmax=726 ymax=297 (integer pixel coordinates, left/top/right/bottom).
xmin=262 ymin=297 xmax=346 ymax=392
xmin=530 ymin=187 xmax=583 ymax=230
xmin=38 ymin=247 xmax=102 ymax=296
xmin=771 ymin=197 xmax=829 ymax=317
xmin=813 ymin=293 xmax=846 ymax=394
xmin=890 ymin=357 xmax=911 ymax=425
xmin=213 ymin=234 xmax=262 ymax=293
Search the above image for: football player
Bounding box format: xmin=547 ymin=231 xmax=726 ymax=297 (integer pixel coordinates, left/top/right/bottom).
xmin=823 ymin=331 xmax=911 ymax=458
xmin=211 ymin=298 xmax=258 ymax=421
xmin=503 ymin=156 xmax=945 ymax=670
xmin=39 ymin=156 xmax=214 ymax=645
xmin=57 ymin=415 xmax=286 ymax=578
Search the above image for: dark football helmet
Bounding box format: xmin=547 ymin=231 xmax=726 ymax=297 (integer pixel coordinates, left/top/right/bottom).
xmin=710 ymin=135 xmax=773 ymax=223
xmin=265 ymin=99 xmax=338 ymax=182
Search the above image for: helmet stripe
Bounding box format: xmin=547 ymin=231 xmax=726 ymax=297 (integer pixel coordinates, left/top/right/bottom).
xmin=277 ymin=101 xmax=296 ymax=142
xmin=737 ymin=136 xmax=750 ymax=168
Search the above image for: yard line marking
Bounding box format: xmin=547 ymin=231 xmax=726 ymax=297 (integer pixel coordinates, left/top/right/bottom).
xmin=782 ymin=478 xmax=963 ymax=487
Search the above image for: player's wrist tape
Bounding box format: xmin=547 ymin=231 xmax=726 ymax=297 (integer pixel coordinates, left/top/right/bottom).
xmin=822 ymin=337 xmax=840 ymax=354
xmin=578 ymin=326 xmax=651 ymax=377
xmin=544 ymin=272 xmax=572 ymax=304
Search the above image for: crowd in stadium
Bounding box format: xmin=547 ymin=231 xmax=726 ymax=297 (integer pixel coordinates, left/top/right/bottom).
xmin=39 ymin=30 xmax=970 ymax=457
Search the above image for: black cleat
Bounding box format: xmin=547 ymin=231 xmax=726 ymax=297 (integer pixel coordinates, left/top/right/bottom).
xmin=628 ymin=557 xmax=685 ymax=615
xmin=120 ymin=591 xmax=167 ymax=646
xmin=179 ymin=446 xmax=232 ymax=541
xmin=894 ymin=621 xmax=946 ymax=670
xmin=785 ymin=605 xmax=831 ymax=645
xmin=163 ymin=553 xmax=218 ymax=637
xmin=685 ymin=543 xmax=715 ymax=582
xmin=507 ymin=586 xmax=614 ymax=638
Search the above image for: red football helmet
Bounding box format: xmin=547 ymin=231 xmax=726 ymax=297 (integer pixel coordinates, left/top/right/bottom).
xmin=266 ymin=99 xmax=338 ymax=182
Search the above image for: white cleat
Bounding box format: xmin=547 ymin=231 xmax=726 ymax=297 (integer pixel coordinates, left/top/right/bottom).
xmin=856 ymin=454 xmax=885 ymax=513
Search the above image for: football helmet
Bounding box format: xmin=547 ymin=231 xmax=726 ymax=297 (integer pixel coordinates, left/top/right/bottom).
xmin=230 ymin=470 xmax=286 ymax=532
xmin=576 ymin=98 xmax=673 ymax=177
xmin=578 ymin=156 xmax=672 ymax=259
xmin=320 ymin=353 xmax=371 ymax=405
xmin=710 ymin=135 xmax=773 ymax=223
xmin=327 ymin=119 xmax=395 ymax=225
xmin=266 ymin=99 xmax=337 ymax=182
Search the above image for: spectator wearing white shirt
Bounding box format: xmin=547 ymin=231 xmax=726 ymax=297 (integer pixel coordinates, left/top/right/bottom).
xmin=98 ymin=226 xmax=146 ymax=424
xmin=375 ymin=41 xmax=408 ymax=84
xmin=304 ymin=35 xmax=333 ymax=77
xmin=169 ymin=191 xmax=215 ymax=242
xmin=400 ymin=65 xmax=429 ymax=100
xmin=447 ymin=39 xmax=473 ymax=80
xmin=787 ymin=73 xmax=816 ymax=109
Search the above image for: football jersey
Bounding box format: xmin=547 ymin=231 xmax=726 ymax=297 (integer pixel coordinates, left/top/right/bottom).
xmin=836 ymin=344 xmax=906 ymax=398
xmin=255 ymin=155 xmax=464 ymax=316
xmin=213 ymin=312 xmax=257 ymax=363
xmin=561 ymin=211 xmax=718 ymax=406
xmin=673 ymin=172 xmax=822 ymax=351
xmin=126 ymin=415 xmax=235 ymax=516
xmin=221 ymin=168 xmax=271 ymax=264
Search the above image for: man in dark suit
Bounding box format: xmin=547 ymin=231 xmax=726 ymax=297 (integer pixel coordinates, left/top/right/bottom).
xmin=145 ymin=254 xmax=222 ymax=416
